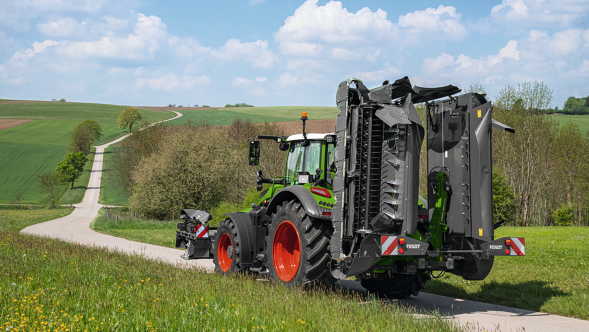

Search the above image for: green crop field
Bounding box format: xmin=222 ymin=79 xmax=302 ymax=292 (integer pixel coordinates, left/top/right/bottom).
xmin=164 ymin=106 xmax=337 ymax=127
xmin=0 ymin=101 xmax=175 ymax=204
xmin=553 ymin=114 xmax=589 ymax=134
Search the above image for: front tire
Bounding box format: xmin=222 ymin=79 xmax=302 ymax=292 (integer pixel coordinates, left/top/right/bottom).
xmin=213 ymin=218 xmax=245 ymax=274
xmin=265 ymin=201 xmax=335 ymax=287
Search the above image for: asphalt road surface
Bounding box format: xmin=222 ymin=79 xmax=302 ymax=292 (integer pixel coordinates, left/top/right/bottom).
xmin=22 ymin=111 xmax=589 ymax=332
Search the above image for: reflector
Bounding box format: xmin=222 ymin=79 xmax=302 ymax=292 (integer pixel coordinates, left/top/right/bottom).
xmin=399 ymin=248 xmax=404 ymax=254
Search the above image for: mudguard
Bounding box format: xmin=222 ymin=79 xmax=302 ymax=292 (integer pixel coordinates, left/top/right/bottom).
xmin=222 ymin=213 xmax=256 ymax=268
xmin=265 ymin=186 xmax=330 ymax=220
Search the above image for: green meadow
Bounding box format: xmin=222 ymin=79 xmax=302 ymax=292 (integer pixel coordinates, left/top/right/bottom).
xmin=99 ymin=147 xmax=131 ymax=206
xmin=0 ymin=101 xmax=174 ymax=204
xmin=553 ymin=114 xmax=589 ymax=134
xmin=164 ymin=106 xmax=337 ymax=127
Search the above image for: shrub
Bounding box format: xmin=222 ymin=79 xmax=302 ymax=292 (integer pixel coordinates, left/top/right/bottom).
xmin=129 ymin=127 xmax=247 ymax=220
xmin=553 ymin=204 xmax=574 ymax=226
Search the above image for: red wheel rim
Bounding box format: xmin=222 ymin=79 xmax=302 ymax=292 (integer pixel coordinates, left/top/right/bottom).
xmin=272 ymin=220 xmax=301 ymax=282
xmin=217 ymin=233 xmax=233 ymax=272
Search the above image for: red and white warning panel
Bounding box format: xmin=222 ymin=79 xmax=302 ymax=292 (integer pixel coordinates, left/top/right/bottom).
xmin=482 ymin=237 xmax=525 ymax=256
xmin=381 ymin=236 xmax=399 ymax=255
xmin=509 ymin=237 xmax=525 ymax=256
xmin=194 ymin=225 xmax=209 ymax=238
xmin=381 ymin=236 xmax=427 ymax=256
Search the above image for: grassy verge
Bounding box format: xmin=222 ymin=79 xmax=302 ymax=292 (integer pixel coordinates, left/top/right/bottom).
xmin=0 ymin=207 xmax=73 ymax=232
xmin=99 ymin=147 xmax=130 ymax=206
xmin=91 ymin=215 xmax=589 ymax=320
xmin=425 ymin=226 xmax=589 ymax=319
xmin=57 ymin=148 xmax=96 ymax=205
xmin=0 ymin=231 xmax=462 ymax=332
xmin=91 ymin=208 xmax=178 ymax=249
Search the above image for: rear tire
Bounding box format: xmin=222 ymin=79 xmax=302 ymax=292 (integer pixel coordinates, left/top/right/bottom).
xmin=361 ymin=273 xmax=431 ymax=299
xmin=265 ymin=201 xmax=335 ymax=288
xmin=213 ymin=218 xmax=245 ymax=274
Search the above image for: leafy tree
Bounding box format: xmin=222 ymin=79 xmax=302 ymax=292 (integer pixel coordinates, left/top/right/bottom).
xmin=202 ymin=105 xmax=210 ymax=107
xmin=11 ymin=192 xmax=24 ymax=210
xmin=37 ymin=172 xmax=60 ymax=209
xmin=56 ymin=152 xmax=88 ymax=189
xmin=168 ymin=104 xmax=176 ymax=107
xmin=553 ymin=204 xmax=573 ymax=226
xmin=465 ymin=82 xmax=486 ymax=95
xmin=193 ymin=104 xmax=199 ymax=107
xmin=117 ymin=107 xmax=142 ymax=132
xmin=586 ymin=96 xmax=589 ymax=108
xmin=492 ymin=170 xmax=516 ymax=225
xmin=69 ymin=120 xmax=102 ymax=154
xmin=59 ymin=98 xmax=66 ymax=102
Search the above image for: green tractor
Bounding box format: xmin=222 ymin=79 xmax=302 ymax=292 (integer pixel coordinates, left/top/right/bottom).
xmin=176 ymin=76 xmax=525 ymax=298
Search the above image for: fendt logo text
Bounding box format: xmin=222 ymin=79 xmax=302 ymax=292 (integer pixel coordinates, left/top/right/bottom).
xmin=489 ymin=245 xmax=503 ymax=250
xmin=407 ymin=244 xmax=420 ymax=249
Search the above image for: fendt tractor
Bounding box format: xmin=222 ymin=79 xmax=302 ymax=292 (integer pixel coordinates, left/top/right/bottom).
xmin=175 ymin=76 xmax=526 ymax=298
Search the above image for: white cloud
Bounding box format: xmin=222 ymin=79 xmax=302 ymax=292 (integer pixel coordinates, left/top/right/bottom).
xmin=173 ymin=37 xmax=211 ymax=59
xmin=58 ymin=13 xmax=167 ymax=59
xmin=12 ymin=39 xmax=59 ymax=61
xmin=255 ymin=77 xmax=267 ymax=82
xmin=491 ymin=0 xmax=589 ymax=28
xmin=249 ymin=0 xmax=266 ymax=4
xmin=423 ymin=40 xmax=519 ymax=78
xmin=103 ymin=16 xmax=128 ymax=28
xmin=522 ymin=29 xmax=588 ymax=59
xmin=210 ymin=39 xmax=276 ymax=68
xmin=136 ymin=73 xmax=210 ymax=91
xmin=279 ymin=42 xmax=322 ymax=57
xmin=232 ymin=77 xmax=254 ymax=88
xmin=356 ymin=64 xmax=401 ymax=83
xmin=366 ymin=50 xmax=380 ymax=62
xmin=38 ymin=17 xmax=86 ymax=37
xmin=277 ymin=72 xmax=298 ymax=86
xmin=276 ymin=0 xmax=393 ymax=45
xmin=398 ymin=5 xmax=467 ymax=40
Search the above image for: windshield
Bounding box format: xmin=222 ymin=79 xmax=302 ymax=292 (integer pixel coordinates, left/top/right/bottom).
xmin=285 ymin=141 xmax=322 ymax=185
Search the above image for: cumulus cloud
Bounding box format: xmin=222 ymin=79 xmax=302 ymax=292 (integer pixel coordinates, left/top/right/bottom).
xmin=232 ymin=77 xmax=254 ymax=88
xmin=136 ymin=73 xmax=210 ymax=91
xmin=277 ymin=72 xmax=299 ymax=86
xmin=255 ymin=77 xmax=267 ymax=82
xmin=491 ymin=0 xmax=589 ymax=28
xmin=275 ymin=0 xmax=393 ymax=46
xmin=423 ymin=40 xmax=519 ymax=78
xmin=102 ymin=16 xmax=128 ymax=28
xmin=356 ymin=64 xmax=401 ymax=83
xmin=12 ymin=39 xmax=60 ymax=61
xmin=210 ymin=39 xmax=277 ymax=68
xmin=58 ymin=13 xmax=167 ymax=59
xmin=38 ymin=17 xmax=87 ymax=37
xmin=398 ymin=5 xmax=467 ymax=40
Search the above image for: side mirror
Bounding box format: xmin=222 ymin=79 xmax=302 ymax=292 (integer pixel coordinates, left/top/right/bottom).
xmin=249 ymin=141 xmax=260 ymax=166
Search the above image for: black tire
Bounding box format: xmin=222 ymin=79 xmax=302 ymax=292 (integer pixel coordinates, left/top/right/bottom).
xmin=265 ymin=201 xmax=335 ymax=288
xmin=361 ymin=273 xmax=431 ymax=299
xmin=213 ymin=218 xmax=245 ymax=274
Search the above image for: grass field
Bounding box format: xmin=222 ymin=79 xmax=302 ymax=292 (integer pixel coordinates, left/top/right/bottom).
xmin=90 ymin=217 xmax=589 ymax=320
xmin=553 ymin=114 xmax=589 ymax=134
xmin=99 ymin=147 xmax=131 ymax=206
xmin=0 ymin=207 xmax=73 ymax=232
xmin=0 ymin=101 xmax=174 ymax=204
xmin=426 ymin=226 xmax=589 ymax=319
xmin=0 ymin=231 xmax=462 ymax=332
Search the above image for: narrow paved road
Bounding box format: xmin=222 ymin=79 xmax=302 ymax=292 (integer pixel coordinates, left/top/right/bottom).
xmin=21 ymin=111 xmax=589 ymax=332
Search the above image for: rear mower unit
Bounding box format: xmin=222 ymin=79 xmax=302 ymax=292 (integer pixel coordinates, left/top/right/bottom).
xmin=175 ymin=76 xmax=525 ymax=298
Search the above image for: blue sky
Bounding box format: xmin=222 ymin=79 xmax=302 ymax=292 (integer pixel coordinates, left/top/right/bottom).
xmin=1 ymin=0 xmax=588 ymax=108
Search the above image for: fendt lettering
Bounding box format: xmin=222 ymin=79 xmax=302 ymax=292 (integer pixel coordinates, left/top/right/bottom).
xmin=175 ymin=76 xmax=525 ymax=298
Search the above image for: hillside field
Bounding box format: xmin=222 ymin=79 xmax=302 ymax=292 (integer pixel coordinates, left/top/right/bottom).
xmin=0 ymin=101 xmax=174 ymax=204
xmin=163 ymin=106 xmax=338 ymax=126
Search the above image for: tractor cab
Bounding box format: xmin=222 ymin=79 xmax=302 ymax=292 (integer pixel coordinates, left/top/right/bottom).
xmin=248 ymin=113 xmax=336 ymax=211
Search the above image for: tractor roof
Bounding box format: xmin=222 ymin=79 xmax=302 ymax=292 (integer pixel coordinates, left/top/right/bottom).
xmin=286 ymin=133 xmax=334 ymax=142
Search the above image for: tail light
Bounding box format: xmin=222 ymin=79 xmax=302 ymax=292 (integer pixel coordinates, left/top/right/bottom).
xmin=399 ymin=238 xmax=405 ymax=245
xmin=310 ymin=187 xmax=331 ymax=198
xmin=322 ymin=212 xmax=332 ymax=216
xmin=505 ymin=239 xmax=511 ymax=246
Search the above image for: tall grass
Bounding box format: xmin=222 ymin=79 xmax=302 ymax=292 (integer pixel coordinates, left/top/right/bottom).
xmin=0 ymin=231 xmax=463 ymax=331
xmin=0 ymin=207 xmax=73 ymax=232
